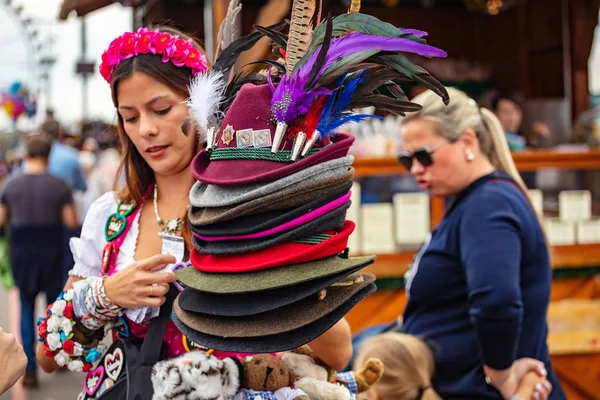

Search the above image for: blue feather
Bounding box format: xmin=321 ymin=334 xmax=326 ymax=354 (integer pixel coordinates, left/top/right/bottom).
xmin=319 ymin=74 xmax=347 ymax=127
xmin=317 ymin=72 xmax=375 ymax=136
xmin=320 ymin=113 xmax=382 ymax=137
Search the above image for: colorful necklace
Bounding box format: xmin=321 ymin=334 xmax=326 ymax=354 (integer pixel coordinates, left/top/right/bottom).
xmin=153 ymin=184 xmax=184 ymax=235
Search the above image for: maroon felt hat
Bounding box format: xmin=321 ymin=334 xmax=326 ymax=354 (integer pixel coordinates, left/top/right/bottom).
xmin=191 ymin=83 xmax=354 ymax=186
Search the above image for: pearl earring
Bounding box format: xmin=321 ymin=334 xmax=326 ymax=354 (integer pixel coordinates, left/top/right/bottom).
xmin=466 ymin=149 xmax=475 ymax=161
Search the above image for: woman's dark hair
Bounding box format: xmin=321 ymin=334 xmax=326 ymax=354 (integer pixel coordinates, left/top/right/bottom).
xmin=110 ymin=26 xmax=207 ymax=249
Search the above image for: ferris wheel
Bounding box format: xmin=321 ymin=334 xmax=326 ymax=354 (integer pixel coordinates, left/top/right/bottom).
xmin=0 ymin=0 xmax=56 ymax=130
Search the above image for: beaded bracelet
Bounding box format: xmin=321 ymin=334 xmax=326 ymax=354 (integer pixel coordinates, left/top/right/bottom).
xmin=37 ymin=289 xmax=108 ymax=372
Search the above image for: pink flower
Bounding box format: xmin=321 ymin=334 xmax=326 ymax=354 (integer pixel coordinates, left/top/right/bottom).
xmin=170 ymin=39 xmax=191 ymax=67
xmin=99 ymin=62 xmax=112 ymax=83
xmin=134 ymin=31 xmax=154 ymax=55
xmin=103 ymin=39 xmax=121 ymax=66
xmin=151 ymin=32 xmax=175 ymax=55
xmin=185 ymin=47 xmax=208 ymax=72
xmin=118 ymin=32 xmax=136 ymax=61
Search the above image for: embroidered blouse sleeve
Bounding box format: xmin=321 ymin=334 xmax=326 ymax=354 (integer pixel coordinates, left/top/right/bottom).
xmin=69 ymin=192 xmax=117 ymax=278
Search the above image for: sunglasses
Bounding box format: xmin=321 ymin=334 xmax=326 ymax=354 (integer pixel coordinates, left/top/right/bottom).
xmin=397 ymin=145 xmax=445 ymax=171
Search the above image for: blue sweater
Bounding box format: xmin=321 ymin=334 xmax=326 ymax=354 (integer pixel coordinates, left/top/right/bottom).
xmin=402 ymin=171 xmax=565 ymax=399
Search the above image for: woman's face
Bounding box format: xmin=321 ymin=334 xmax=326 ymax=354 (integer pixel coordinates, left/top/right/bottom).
xmin=401 ymin=119 xmax=471 ymax=197
xmin=495 ymin=98 xmax=522 ymax=133
xmin=117 ymin=72 xmax=196 ymax=177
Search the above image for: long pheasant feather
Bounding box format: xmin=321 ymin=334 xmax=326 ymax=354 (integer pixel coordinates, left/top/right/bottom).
xmin=285 ymin=0 xmax=316 ymax=76
xmin=214 ymin=0 xmax=242 ymax=60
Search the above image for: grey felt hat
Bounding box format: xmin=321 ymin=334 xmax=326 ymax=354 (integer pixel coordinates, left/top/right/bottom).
xmin=191 ymin=201 xmax=350 ymax=255
xmin=176 ymin=254 xmax=376 ymax=294
xmin=173 ymin=273 xmax=375 ymax=338
xmin=190 ymin=182 xmax=351 ymax=237
xmin=188 ymin=167 xmax=354 ymax=226
xmin=177 ymin=261 xmax=369 ymax=316
xmin=171 ymin=282 xmax=377 ymax=353
xmin=189 ymin=155 xmax=354 ymax=208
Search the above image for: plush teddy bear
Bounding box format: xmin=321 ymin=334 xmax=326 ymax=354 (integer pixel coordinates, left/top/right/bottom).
xmin=282 ymin=346 xmax=384 ymax=395
xmin=236 ymin=354 xmax=309 ymax=400
xmin=239 ymin=354 xmax=297 ymax=392
xmin=281 ymin=345 xmax=336 ymax=382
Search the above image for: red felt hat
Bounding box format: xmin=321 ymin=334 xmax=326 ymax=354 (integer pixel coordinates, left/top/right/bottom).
xmin=190 ymin=220 xmax=355 ymax=273
xmin=191 ymin=83 xmax=354 ymax=186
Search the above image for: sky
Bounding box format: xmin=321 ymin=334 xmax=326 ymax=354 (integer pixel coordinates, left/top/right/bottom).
xmin=0 ymin=0 xmax=132 ymax=132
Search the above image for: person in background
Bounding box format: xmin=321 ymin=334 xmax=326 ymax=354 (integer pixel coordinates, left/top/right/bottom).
xmin=40 ymin=110 xmax=87 ymax=279
xmin=490 ymin=92 xmax=552 ymax=151
xmin=397 ymin=87 xmax=564 ymax=399
xmin=0 ymin=133 xmax=78 ymax=388
xmin=354 ymin=332 xmax=551 ymax=400
xmin=40 ymin=109 xmax=86 ymax=192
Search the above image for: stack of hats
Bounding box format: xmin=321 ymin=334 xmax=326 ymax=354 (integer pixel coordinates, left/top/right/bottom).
xmin=173 ymin=82 xmax=377 ymax=353
xmin=173 ymin=0 xmax=449 ymax=354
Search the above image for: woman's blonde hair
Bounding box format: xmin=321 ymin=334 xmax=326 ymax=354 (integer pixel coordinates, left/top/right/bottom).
xmin=354 ymin=332 xmax=441 ymax=400
xmin=403 ymin=87 xmax=546 ymax=239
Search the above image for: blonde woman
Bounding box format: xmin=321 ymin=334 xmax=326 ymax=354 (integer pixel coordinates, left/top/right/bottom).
xmin=354 ymin=333 xmax=551 ymax=400
xmin=397 ymin=87 xmax=564 ymax=399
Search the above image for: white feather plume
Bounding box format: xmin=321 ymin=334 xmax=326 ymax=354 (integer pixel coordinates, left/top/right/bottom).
xmin=186 ymin=70 xmax=227 ymax=142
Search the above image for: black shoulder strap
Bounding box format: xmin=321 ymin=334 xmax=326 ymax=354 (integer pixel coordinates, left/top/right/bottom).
xmin=138 ymin=284 xmax=178 ymax=367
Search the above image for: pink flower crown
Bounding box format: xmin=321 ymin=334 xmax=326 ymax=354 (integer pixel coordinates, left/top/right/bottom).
xmin=99 ymin=27 xmax=208 ymax=83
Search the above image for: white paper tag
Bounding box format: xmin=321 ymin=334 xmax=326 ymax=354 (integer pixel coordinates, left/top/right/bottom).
xmin=161 ymin=234 xmax=184 ymax=263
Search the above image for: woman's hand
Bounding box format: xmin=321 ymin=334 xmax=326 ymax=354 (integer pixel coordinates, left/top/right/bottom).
xmin=104 ymin=254 xmax=177 ymax=309
xmin=515 ymin=371 xmax=552 ymax=400
xmin=484 ymin=358 xmax=549 ymax=399
xmin=0 ymin=328 xmax=27 ymax=395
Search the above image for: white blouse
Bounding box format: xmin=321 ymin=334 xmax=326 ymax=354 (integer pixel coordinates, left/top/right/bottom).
xmin=69 ymin=191 xmax=174 ymax=323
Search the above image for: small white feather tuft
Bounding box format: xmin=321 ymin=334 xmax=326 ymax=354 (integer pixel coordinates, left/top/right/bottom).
xmin=186 ymin=70 xmax=227 ymax=142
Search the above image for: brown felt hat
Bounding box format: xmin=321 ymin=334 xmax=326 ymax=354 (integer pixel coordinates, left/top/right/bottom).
xmin=173 ymin=273 xmax=374 ymax=338
xmin=171 ymin=282 xmax=377 ymax=353
xmin=188 ymin=167 xmax=354 ymax=226
xmin=176 ymin=255 xmax=376 ymax=294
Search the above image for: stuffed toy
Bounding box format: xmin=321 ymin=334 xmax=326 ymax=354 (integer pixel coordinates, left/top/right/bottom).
xmin=282 ymin=346 xmax=384 ymax=396
xmin=351 ymin=358 xmax=384 ymax=393
xmin=281 ymin=346 xmax=335 ymax=382
xmin=151 ymin=351 xmax=240 ymax=400
xmin=294 ymin=377 xmax=352 ymax=400
xmin=239 ymin=354 xmax=297 ymax=392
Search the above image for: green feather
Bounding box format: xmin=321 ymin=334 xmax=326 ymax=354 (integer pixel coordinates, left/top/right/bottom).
xmin=295 ymin=13 xmax=427 ymax=72
xmin=317 ymin=49 xmax=380 ymax=86
xmin=377 ymin=54 xmax=449 ymax=104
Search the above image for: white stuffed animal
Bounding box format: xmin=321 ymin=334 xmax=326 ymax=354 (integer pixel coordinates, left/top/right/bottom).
xmin=151 ymin=352 xmax=240 ymax=400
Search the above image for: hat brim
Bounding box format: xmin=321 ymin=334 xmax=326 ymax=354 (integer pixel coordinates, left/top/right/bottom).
xmin=178 ymin=262 xmax=368 ymax=316
xmin=171 ymin=282 xmax=376 ymax=353
xmin=174 ymin=273 xmax=374 ymax=337
xmin=188 ymin=168 xmax=354 ymax=226
xmin=190 ymin=156 xmax=353 ymax=208
xmin=190 ymin=183 xmax=352 ymax=237
xmin=191 ymin=201 xmax=350 ymax=255
xmin=192 ymin=133 xmax=354 ymax=186
xmin=192 ymin=191 xmax=351 ymax=242
xmin=190 ymin=220 xmax=355 ymax=273
xmin=176 ymin=254 xmax=376 ymax=294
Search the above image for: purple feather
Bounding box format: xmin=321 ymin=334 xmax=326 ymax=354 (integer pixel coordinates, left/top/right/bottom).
xmin=298 ymin=32 xmax=447 ymax=85
xmin=398 ymin=28 xmax=428 ymax=38
xmin=271 ymin=31 xmax=446 ymax=124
